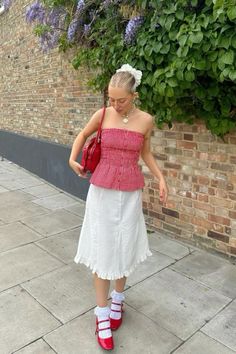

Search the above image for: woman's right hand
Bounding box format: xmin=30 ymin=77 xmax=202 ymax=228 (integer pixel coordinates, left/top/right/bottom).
xmin=69 ymin=159 xmax=87 ymax=178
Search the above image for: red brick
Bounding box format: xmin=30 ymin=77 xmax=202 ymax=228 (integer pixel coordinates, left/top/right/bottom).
xmin=198 ymin=176 xmax=210 ymax=185
xmin=162 ymin=207 xmax=179 ymax=218
xmin=229 ymin=247 xmax=236 ymax=255
xmin=198 ymin=194 xmax=209 ymax=202
xmin=229 ymin=211 xmax=236 ymax=219
xmin=193 ymin=201 xmax=214 ymax=213
xmin=177 ymin=141 xmax=197 ymax=150
xmin=208 ymin=214 xmax=230 ymax=226
xmin=184 ymin=134 xmax=193 ymax=141
xmin=164 ymin=162 xmax=182 ymax=170
xmin=192 ymin=216 xmax=212 ymax=229
xmin=207 ymin=230 xmax=229 ymax=243
xmin=230 ymin=156 xmax=236 ymax=164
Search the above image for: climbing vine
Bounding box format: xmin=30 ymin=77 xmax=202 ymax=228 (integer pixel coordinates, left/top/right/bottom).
xmin=4 ymin=0 xmax=236 ymax=136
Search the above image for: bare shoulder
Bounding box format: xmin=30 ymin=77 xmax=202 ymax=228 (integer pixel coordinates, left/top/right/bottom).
xmin=91 ymin=107 xmax=105 ymax=120
xmin=88 ymin=107 xmax=106 ymax=127
xmin=137 ymin=109 xmax=154 ymax=130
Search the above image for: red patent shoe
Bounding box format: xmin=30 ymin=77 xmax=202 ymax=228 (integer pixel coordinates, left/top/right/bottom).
xmin=95 ymin=318 xmax=114 ymax=351
xmin=110 ymin=301 xmax=124 ymax=331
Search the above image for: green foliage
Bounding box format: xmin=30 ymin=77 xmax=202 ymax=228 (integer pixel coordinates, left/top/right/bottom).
xmin=31 ymin=0 xmax=236 ymax=136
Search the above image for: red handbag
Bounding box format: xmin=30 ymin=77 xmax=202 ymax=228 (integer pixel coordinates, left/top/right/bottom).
xmin=81 ymin=106 xmax=106 ymax=173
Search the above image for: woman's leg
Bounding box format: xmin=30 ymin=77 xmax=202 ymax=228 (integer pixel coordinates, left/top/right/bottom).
xmin=94 ymin=273 xmax=113 ymax=350
xmin=110 ymin=277 xmax=126 ymax=330
xmin=94 ymin=273 xmax=110 ymax=306
xmin=115 ymin=276 xmax=126 ymax=292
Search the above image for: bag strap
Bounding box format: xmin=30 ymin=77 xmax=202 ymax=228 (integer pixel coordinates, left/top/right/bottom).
xmin=96 ymin=106 xmax=106 ymax=143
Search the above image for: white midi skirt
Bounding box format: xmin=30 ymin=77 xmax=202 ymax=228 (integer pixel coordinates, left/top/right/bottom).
xmin=74 ymin=184 xmax=152 ymax=280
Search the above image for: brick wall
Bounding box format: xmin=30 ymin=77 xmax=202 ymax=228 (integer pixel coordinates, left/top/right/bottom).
xmin=1 ymin=1 xmax=236 ymax=258
xmin=0 ymin=0 xmax=102 ymax=146
xmin=143 ymin=123 xmax=236 ymax=258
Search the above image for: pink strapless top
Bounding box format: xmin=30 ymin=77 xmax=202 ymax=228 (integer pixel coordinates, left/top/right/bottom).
xmin=90 ymin=128 xmax=145 ymax=191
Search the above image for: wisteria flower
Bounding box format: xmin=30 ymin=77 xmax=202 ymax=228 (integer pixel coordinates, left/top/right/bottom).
xmin=26 ymin=1 xmax=46 ymax=24
xmin=48 ymin=7 xmax=67 ymax=28
xmin=39 ymin=30 xmax=60 ymax=53
xmin=3 ymin=0 xmax=12 ymax=10
xmin=83 ymin=23 xmax=91 ymax=36
xmin=67 ymin=18 xmax=80 ymax=42
xmin=75 ymin=0 xmax=85 ymax=15
xmin=124 ymin=16 xmax=144 ymax=44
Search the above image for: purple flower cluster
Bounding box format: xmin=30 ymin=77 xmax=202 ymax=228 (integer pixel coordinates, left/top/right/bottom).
xmin=3 ymin=0 xmax=12 ymax=10
xmin=75 ymin=0 xmax=85 ymax=15
xmin=67 ymin=0 xmax=86 ymax=42
xmin=124 ymin=16 xmax=144 ymax=44
xmin=25 ymin=1 xmax=67 ymax=52
xmin=25 ymin=1 xmax=45 ymax=23
xmin=39 ymin=31 xmax=60 ymax=53
xmin=67 ymin=18 xmax=80 ymax=42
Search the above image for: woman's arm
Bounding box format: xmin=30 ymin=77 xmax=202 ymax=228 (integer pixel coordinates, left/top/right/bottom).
xmin=141 ymin=120 xmax=168 ymax=203
xmin=69 ymin=108 xmax=103 ymax=177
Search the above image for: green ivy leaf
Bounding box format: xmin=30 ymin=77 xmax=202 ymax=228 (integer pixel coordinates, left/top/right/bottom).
xmin=229 ymin=70 xmax=236 ymax=81
xmin=176 ymin=9 xmax=184 ymax=20
xmin=178 ymin=35 xmax=188 ymax=47
xmin=157 ymin=82 xmax=166 ymax=96
xmin=185 ymin=71 xmax=195 ymax=82
xmin=220 ymin=50 xmax=234 ymax=65
xmin=227 ymin=7 xmax=236 ymax=21
xmin=165 ymin=15 xmax=175 ymax=31
xmin=167 ymin=78 xmax=178 ymax=87
xmin=189 ymin=31 xmax=203 ymax=44
xmin=166 ymin=86 xmax=174 ymax=97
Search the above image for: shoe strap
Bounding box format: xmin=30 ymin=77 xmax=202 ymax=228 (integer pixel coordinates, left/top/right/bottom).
xmin=111 ymin=301 xmax=123 ymax=306
xmin=97 ymin=319 xmax=110 ymax=324
xmin=97 ymin=326 xmax=111 ymax=332
xmin=111 ymin=301 xmax=123 ymax=313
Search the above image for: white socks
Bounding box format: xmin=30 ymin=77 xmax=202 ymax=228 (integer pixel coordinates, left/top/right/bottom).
xmin=110 ymin=290 xmax=125 ymax=320
xmin=95 ymin=291 xmax=125 ymax=338
xmin=94 ymin=306 xmax=112 ymax=339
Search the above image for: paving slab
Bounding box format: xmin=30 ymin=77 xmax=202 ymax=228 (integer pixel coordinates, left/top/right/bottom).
xmin=22 ymin=264 xmax=96 ymax=323
xmin=0 ymin=171 xmax=15 ymax=181
xmin=0 ymin=190 xmax=34 ymax=204
xmin=148 ymin=232 xmax=192 ymax=260
xmin=0 ymin=243 xmax=63 ymax=292
xmin=0 ymin=179 xmax=26 ymax=190
xmin=0 ymin=185 xmax=9 ymax=193
xmin=32 ymin=193 xmax=78 ymax=210
xmin=14 ymin=339 xmax=56 ymax=354
xmin=125 ymin=268 xmax=231 ymax=340
xmin=171 ymin=251 xmax=236 ymax=299
xmin=22 ymin=184 xmax=61 ymax=198
xmin=22 ymin=209 xmax=83 ymax=237
xmin=126 ymin=250 xmax=175 ymax=287
xmin=202 ymin=299 xmax=236 ymax=352
xmin=36 ymin=227 xmax=81 ymax=264
xmin=65 ymin=202 xmax=86 ymax=218
xmin=0 ymin=221 xmax=42 ymax=253
xmin=173 ymin=331 xmax=235 ymax=354
xmin=0 ymin=286 xmax=60 ymax=354
xmin=14 ymin=176 xmax=44 ymax=188
xmin=0 ymin=201 xmax=48 ymax=223
xmin=44 ymin=305 xmax=182 ymax=354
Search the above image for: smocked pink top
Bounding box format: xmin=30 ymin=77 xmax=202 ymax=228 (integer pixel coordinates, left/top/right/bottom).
xmin=90 ymin=128 xmax=145 ymax=191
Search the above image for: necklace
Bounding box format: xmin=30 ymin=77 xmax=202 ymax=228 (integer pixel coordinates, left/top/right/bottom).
xmin=121 ymin=107 xmax=135 ymax=124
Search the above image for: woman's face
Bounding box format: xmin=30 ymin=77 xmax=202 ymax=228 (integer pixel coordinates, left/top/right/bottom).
xmin=108 ymin=86 xmax=135 ymax=115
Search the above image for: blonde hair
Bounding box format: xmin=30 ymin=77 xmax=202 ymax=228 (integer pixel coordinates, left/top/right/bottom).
xmin=109 ymin=71 xmax=136 ymax=93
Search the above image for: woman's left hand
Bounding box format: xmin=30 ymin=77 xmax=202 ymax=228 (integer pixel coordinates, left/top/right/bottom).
xmin=159 ymin=177 xmax=168 ymax=204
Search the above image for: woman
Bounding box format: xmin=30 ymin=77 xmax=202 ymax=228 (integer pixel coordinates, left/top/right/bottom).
xmin=69 ymin=64 xmax=168 ymax=351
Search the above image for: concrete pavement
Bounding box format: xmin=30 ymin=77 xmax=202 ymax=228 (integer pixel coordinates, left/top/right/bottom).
xmin=0 ymin=158 xmax=236 ymax=354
